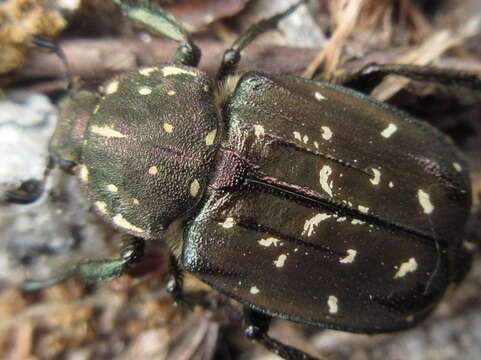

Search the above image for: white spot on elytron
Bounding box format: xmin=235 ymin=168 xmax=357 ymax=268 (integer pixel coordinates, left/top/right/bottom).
xmin=314 ymin=91 xmax=326 ymax=101
xmin=93 ymin=104 xmax=100 ymax=114
xmin=95 ymin=201 xmax=108 ymax=214
xmin=91 ymin=125 xmax=127 ymax=138
xmin=107 ymin=184 xmax=118 ymax=193
xmin=358 ymin=205 xmax=369 ymax=214
xmin=351 ymin=219 xmax=365 ymax=225
xmin=303 ymin=135 xmax=309 ymax=144
xmin=381 ymin=123 xmax=398 ymax=138
xmin=132 ymin=198 xmax=140 ymax=205
xmin=258 ymin=237 xmax=281 ymax=247
xmin=453 ymin=162 xmax=462 ymax=172
xmin=139 ymin=67 xmax=158 ymax=76
xmin=163 ymin=122 xmax=174 ymax=133
xmin=340 ymin=249 xmax=357 ymax=264
xmin=417 ymin=189 xmax=434 ymax=214
xmin=370 ymin=168 xmax=381 ymax=185
xmin=148 ymin=166 xmax=158 ymax=175
xmin=321 ymin=126 xmax=332 ymax=140
xmin=203 ymin=85 xmax=210 ymax=92
xmin=253 ymin=125 xmax=265 ymax=138
xmin=78 ymin=164 xmax=89 ymax=183
xmin=138 ymin=86 xmax=152 ymax=95
xmin=293 ymin=131 xmax=302 ymax=141
xmin=337 ymin=216 xmax=347 ymax=222
xmin=219 ymin=217 xmax=235 ymax=229
xmin=389 ymin=181 xmax=394 ymax=188
xmin=167 ymin=90 xmax=176 ymax=96
xmin=162 ymin=66 xmax=197 ymax=77
xmin=274 ymin=254 xmax=288 ymax=268
xmin=190 ymin=179 xmax=200 ymax=197
xmin=319 ymin=165 xmax=334 ymax=197
xmin=302 ymin=213 xmax=331 ymax=237
xmin=250 ymin=286 xmax=260 ymax=295
xmin=105 ymin=80 xmax=119 ymax=95
xmin=327 ymin=295 xmax=338 ymax=314
xmin=314 ymin=141 xmax=319 ymax=149
xmin=205 ymin=129 xmax=217 ymax=145
xmin=463 ymin=241 xmax=476 ymax=251
xmin=406 ymin=315 xmax=415 ymax=322
xmin=394 ymin=257 xmax=418 ymax=279
xmin=113 ymin=214 xmax=145 ymax=233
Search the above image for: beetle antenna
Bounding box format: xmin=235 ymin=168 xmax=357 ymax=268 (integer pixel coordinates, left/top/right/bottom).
xmin=30 ymin=34 xmax=71 ymax=90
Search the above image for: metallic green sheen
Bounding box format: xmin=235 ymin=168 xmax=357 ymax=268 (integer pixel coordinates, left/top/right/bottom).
xmin=81 ymin=64 xmax=219 ymax=239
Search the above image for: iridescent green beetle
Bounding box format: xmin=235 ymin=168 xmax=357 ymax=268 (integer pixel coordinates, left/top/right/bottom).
xmin=18 ymin=1 xmax=481 ymax=359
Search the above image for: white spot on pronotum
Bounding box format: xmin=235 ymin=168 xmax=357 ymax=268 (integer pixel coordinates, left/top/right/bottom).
xmin=417 ymin=189 xmax=434 ymax=214
xmin=167 ymin=90 xmax=176 ymax=96
xmin=370 ymin=168 xmax=381 ymax=185
xmin=302 ymin=213 xmax=331 ymax=237
xmin=93 ymin=104 xmax=100 ymax=114
xmin=190 ymin=179 xmax=200 ymax=197
xmin=406 ymin=315 xmax=415 ymax=322
xmin=339 ymin=249 xmax=357 ymax=264
xmin=163 ymin=123 xmax=174 ymax=133
xmin=253 ymin=125 xmax=265 ymax=138
xmin=148 ymin=166 xmax=158 ymax=175
xmin=274 ymin=254 xmax=287 ymax=268
xmin=314 ymin=141 xmax=319 ymax=149
xmin=351 ymin=219 xmax=365 ymax=225
xmin=358 ymin=205 xmax=369 ymax=214
xmin=314 ymin=91 xmax=326 ymax=101
xmin=91 ymin=125 xmax=127 ymax=138
xmin=327 ymin=295 xmax=338 ymax=314
xmin=250 ymin=286 xmax=260 ymax=295
xmin=463 ymin=241 xmax=476 ymax=251
xmin=381 ymin=123 xmax=398 ymax=138
xmin=394 ymin=257 xmax=418 ymax=278
xmin=205 ymin=129 xmax=217 ymax=146
xmin=95 ymin=201 xmax=108 ymax=214
xmin=303 ymin=135 xmax=309 ymax=144
xmin=105 ymin=80 xmax=119 ymax=95
xmin=321 ymin=126 xmax=332 ymax=140
xmin=78 ymin=164 xmax=89 ymax=183
xmin=319 ymin=165 xmax=334 ymax=197
xmin=453 ymin=162 xmax=462 ymax=172
xmin=138 ymin=86 xmax=152 ymax=95
xmin=107 ymin=184 xmax=118 ymax=193
xmin=203 ymin=85 xmax=209 ymax=92
xmin=337 ymin=216 xmax=347 ymax=222
xmin=113 ymin=214 xmax=145 ymax=233
xmin=293 ymin=131 xmax=302 ymax=141
xmin=139 ymin=67 xmax=158 ymax=76
xmin=132 ymin=198 xmax=140 ymax=205
xmin=162 ymin=66 xmax=197 ymax=77
xmin=389 ymin=181 xmax=394 ymax=188
xmin=258 ymin=237 xmax=281 ymax=247
xmin=219 ymin=217 xmax=235 ymax=229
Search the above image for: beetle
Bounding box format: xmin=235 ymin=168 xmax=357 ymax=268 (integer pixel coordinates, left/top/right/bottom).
xmin=13 ymin=0 xmax=481 ymax=359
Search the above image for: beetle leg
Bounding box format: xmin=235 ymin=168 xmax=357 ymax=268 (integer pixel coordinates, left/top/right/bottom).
xmin=217 ymin=0 xmax=308 ymax=80
xmin=166 ymin=253 xmax=186 ymax=304
xmin=340 ymin=63 xmax=481 ymax=94
xmin=244 ymin=308 xmax=321 ymax=360
xmin=23 ymin=236 xmax=145 ymax=291
xmin=112 ymin=0 xmax=201 ymax=67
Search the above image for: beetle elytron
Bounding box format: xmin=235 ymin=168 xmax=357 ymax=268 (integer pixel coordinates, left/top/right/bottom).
xmin=15 ymin=0 xmax=481 ymax=359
